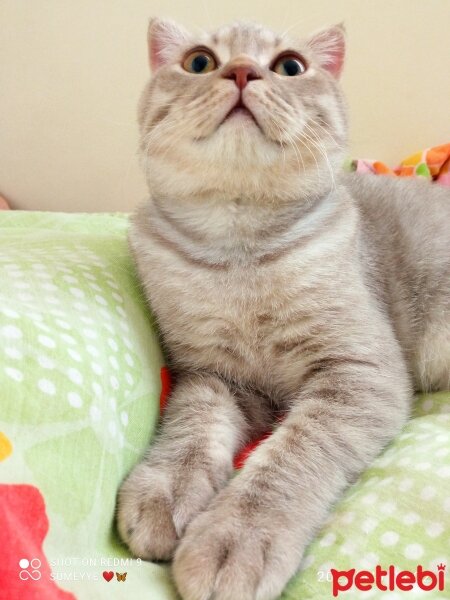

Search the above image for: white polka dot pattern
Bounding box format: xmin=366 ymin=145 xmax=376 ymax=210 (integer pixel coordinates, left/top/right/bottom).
xmin=284 ymin=392 xmax=450 ymax=598
xmin=0 ymin=212 xmax=164 ymax=473
xmin=0 ymin=212 xmax=448 ymax=599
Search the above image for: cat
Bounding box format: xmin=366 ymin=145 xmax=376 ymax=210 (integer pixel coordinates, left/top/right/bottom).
xmin=116 ymin=18 xmax=450 ymax=600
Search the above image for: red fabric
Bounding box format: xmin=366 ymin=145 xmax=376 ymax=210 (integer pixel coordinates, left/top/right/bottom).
xmin=159 ymin=366 xmax=172 ymax=413
xmin=159 ymin=366 xmax=272 ymax=469
xmin=233 ymin=432 xmax=272 ymax=470
xmin=0 ymin=484 xmax=76 ymax=600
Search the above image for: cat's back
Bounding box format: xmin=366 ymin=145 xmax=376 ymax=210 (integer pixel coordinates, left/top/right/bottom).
xmin=344 ymin=171 xmax=450 ymax=262
xmin=343 ymin=172 xmax=450 ymax=379
xmin=343 ymin=172 xmax=449 ymax=288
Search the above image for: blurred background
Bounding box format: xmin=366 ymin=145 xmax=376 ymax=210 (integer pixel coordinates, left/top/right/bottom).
xmin=1 ymin=0 xmax=449 ymax=212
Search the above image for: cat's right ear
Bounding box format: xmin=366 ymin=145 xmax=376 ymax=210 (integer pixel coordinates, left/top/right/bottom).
xmin=306 ymin=24 xmax=346 ymax=78
xmin=148 ymin=18 xmax=190 ymax=71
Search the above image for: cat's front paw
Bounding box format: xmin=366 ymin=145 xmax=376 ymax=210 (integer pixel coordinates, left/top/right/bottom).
xmin=173 ymin=485 xmax=301 ymax=600
xmin=116 ymin=463 xmax=178 ymax=560
xmin=117 ymin=459 xmax=225 ymax=560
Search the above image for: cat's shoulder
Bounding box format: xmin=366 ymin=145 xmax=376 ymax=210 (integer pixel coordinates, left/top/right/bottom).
xmin=340 ymin=170 xmax=450 ymax=220
xmin=339 ymin=171 xmax=450 ymax=265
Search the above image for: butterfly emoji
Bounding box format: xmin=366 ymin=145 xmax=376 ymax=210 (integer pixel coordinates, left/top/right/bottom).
xmin=116 ymin=572 xmax=127 ymax=582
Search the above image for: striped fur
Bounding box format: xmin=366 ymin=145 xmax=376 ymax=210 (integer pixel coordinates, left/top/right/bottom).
xmin=117 ymin=19 xmax=450 ymax=600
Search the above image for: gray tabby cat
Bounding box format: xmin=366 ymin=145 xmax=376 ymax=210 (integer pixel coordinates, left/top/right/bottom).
xmin=117 ymin=18 xmax=450 ymax=600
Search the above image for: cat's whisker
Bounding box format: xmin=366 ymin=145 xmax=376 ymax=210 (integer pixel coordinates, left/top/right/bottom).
xmin=142 ymin=107 xmax=198 ymax=149
xmin=268 ymin=118 xmax=288 ymax=169
xmin=307 ymin=116 xmax=342 ymax=148
xmin=290 ymin=128 xmax=321 ymax=183
xmin=279 ymin=11 xmax=325 ymax=39
xmin=144 ymin=88 xmax=230 ymax=147
xmin=299 ymin=125 xmax=336 ymax=192
xmin=144 ymin=94 xmax=214 ymax=141
xmin=281 ymin=127 xmax=306 ymax=177
xmin=302 ymin=124 xmax=332 ymax=164
xmin=148 ymin=114 xmax=210 ymax=170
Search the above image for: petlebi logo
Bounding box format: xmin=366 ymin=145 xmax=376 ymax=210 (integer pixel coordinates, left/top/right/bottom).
xmin=331 ymin=563 xmax=446 ymax=597
xmin=19 ymin=557 xmax=42 ymax=581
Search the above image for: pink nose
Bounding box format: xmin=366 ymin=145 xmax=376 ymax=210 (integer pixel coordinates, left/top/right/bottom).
xmin=222 ymin=65 xmax=261 ymax=90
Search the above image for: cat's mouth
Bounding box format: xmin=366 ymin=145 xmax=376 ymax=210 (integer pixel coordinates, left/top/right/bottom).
xmin=222 ymin=98 xmax=258 ymax=127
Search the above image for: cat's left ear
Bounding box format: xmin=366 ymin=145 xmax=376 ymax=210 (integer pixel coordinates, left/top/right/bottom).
xmin=147 ymin=18 xmax=190 ymax=71
xmin=306 ymin=24 xmax=345 ymax=78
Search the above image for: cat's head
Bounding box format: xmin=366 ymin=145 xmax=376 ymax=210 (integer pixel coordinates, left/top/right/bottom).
xmin=139 ymin=19 xmax=347 ymax=203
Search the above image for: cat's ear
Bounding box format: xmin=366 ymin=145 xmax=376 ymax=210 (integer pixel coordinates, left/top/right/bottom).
xmin=306 ymin=24 xmax=345 ymax=78
xmin=147 ymin=18 xmax=190 ymax=71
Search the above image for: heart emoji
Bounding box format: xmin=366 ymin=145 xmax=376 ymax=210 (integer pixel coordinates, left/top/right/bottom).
xmin=103 ymin=571 xmax=114 ymax=582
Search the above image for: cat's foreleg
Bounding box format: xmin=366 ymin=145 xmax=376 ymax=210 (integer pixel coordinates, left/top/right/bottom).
xmin=173 ymin=361 xmax=410 ymax=600
xmin=116 ymin=373 xmax=248 ymax=559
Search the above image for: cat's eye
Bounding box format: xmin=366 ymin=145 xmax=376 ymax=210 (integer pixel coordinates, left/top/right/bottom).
xmin=183 ymin=49 xmax=218 ymax=74
xmin=272 ymin=53 xmax=307 ymax=76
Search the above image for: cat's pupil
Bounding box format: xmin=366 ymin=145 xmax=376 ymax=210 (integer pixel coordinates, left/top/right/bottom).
xmin=283 ymin=59 xmax=301 ymax=76
xmin=192 ymin=55 xmax=209 ymax=73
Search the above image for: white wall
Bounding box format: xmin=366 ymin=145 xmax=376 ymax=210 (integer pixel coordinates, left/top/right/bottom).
xmin=1 ymin=0 xmax=449 ymax=212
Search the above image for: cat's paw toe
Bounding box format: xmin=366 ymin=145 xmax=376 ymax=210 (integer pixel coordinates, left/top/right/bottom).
xmin=173 ymin=502 xmax=291 ymax=600
xmin=116 ymin=465 xmax=178 ymax=560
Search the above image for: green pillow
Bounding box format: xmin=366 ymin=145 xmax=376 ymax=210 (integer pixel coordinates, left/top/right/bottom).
xmin=0 ymin=211 xmax=448 ymax=600
xmin=282 ymin=391 xmax=450 ymax=599
xmin=0 ymin=211 xmax=175 ymax=599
